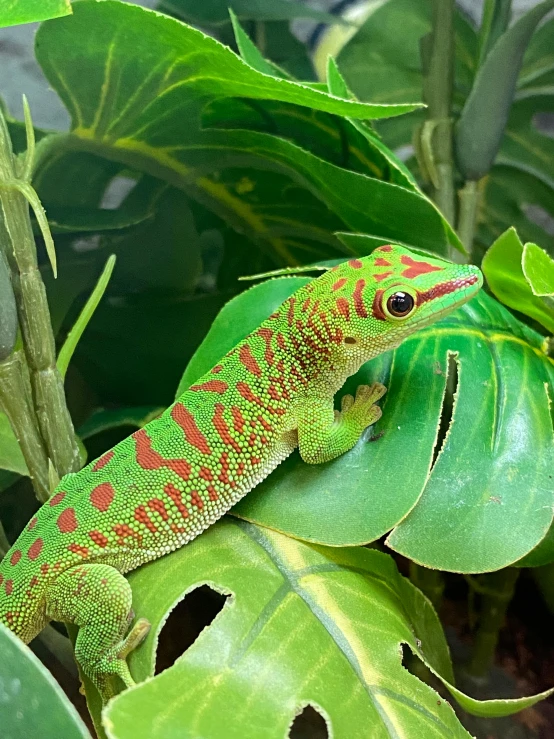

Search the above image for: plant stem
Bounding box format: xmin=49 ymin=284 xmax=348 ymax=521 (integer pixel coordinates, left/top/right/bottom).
xmin=466 ymin=567 xmax=520 ymax=678
xmin=0 ymin=349 xmax=50 ymax=501
xmin=457 ymin=179 xmax=481 ymax=255
xmin=255 ymin=20 xmax=267 ymax=56
xmin=0 ymin=109 xmax=80 ymax=481
xmin=409 ymin=562 xmax=444 ymax=611
xmin=422 ymin=0 xmax=456 ymax=236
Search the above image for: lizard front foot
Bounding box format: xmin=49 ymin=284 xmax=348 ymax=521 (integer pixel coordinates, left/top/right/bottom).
xmin=340 ymin=382 xmax=387 ymax=430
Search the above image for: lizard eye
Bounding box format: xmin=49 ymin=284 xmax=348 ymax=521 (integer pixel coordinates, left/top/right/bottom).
xmin=387 ymin=291 xmax=415 ymax=318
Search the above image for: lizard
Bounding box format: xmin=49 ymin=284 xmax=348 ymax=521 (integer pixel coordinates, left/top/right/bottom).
xmin=0 ymin=245 xmax=482 ymax=702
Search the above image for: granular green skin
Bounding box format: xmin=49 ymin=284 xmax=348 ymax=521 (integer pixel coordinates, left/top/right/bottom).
xmin=0 ymin=245 xmax=482 ymax=700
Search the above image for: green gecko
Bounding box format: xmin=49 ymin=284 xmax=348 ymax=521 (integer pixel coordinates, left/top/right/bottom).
xmin=0 ymin=245 xmax=482 ymax=701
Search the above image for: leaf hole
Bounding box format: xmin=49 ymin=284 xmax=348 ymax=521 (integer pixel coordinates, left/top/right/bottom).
xmin=401 ymin=644 xmax=444 ymax=695
xmin=288 ymin=704 xmax=330 ymax=739
xmin=155 ymin=584 xmax=229 ymax=674
xmin=100 ymin=175 xmax=138 ymax=210
xmin=431 ymin=352 xmax=459 ymax=470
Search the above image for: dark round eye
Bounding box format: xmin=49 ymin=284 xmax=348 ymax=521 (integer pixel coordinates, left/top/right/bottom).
xmin=387 ymin=291 xmax=415 ymax=317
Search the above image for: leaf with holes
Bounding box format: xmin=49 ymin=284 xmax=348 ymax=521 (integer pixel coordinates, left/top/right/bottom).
xmin=179 ymin=272 xmax=554 ymax=573
xmin=96 ymin=521 xmax=552 ymax=738
xmin=0 ymin=623 xmax=91 ymax=739
xmin=33 ymin=0 xmax=463 ymax=266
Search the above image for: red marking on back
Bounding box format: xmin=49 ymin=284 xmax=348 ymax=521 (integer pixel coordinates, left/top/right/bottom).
xmin=257 ymin=327 xmax=275 ymax=365
xmin=113 ymin=524 xmax=141 ymax=542
xmin=287 ymin=297 xmax=296 ymax=326
xmin=29 ymin=576 xmax=39 ymax=588
xmin=134 ymin=505 xmax=158 ymax=533
xmin=353 ymin=279 xmax=368 ymax=318
xmin=40 ymin=562 xmax=49 ymax=575
xmin=237 ymin=382 xmax=285 ymax=416
xmin=89 ymin=530 xmax=109 ymax=548
xmin=375 ymin=245 xmax=392 ymax=253
xmin=190 ymin=491 xmax=204 ymax=510
xmin=257 ymin=416 xmax=273 ymax=432
xmin=372 ymin=289 xmax=387 ymax=321
xmin=231 ymin=406 xmax=245 ymax=434
xmin=199 ymin=466 xmax=213 ymax=481
xmin=147 ymin=498 xmax=169 ymax=520
xmin=302 ymin=297 xmax=311 ymax=312
xmin=416 ymin=275 xmax=479 ymax=305
xmin=0 ymin=573 xmax=3 ymax=586
xmin=400 ymin=254 xmax=443 ymax=279
xmin=134 ymin=429 xmax=192 ymax=481
xmin=374 ymin=271 xmax=393 ymax=282
xmin=332 ymin=278 xmax=347 ymax=291
xmin=164 ymin=483 xmax=189 ymax=518
xmin=68 ymin=543 xmax=89 ymax=557
xmin=28 ymin=517 xmax=38 ymax=531
xmin=49 ymin=491 xmax=66 ymax=506
xmin=348 ymin=259 xmax=363 ymax=269
xmin=171 ymin=403 xmax=211 ymax=455
xmin=251 ymin=456 xmax=261 ymax=465
xmin=239 ymin=344 xmax=262 ymax=377
xmin=10 ymin=550 xmax=21 ymax=566
xmin=190 ymin=379 xmax=228 ymax=394
xmin=218 ymin=452 xmax=234 ymax=486
xmin=248 ymin=432 xmax=257 ymax=448
xmin=336 ymin=297 xmax=350 ymax=320
xmin=268 ymin=384 xmax=282 ymax=401
xmin=57 ymin=508 xmax=78 ymax=534
xmin=211 ymin=364 xmax=223 ymax=374
xmin=374 ymin=257 xmax=392 ymax=267
xmin=213 ymin=403 xmax=242 ymax=453
xmin=93 ymin=450 xmax=114 ymax=471
xmin=207 ymin=485 xmax=218 ymax=501
xmin=5 ymin=579 xmax=13 ymax=596
xmin=90 ymin=482 xmax=115 ymax=513
xmin=276 ymin=333 xmax=287 ymax=352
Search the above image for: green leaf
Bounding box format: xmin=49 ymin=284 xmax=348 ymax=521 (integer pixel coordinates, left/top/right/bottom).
xmin=0 ymin=0 xmax=71 ymax=28
xmin=522 ymin=241 xmax=554 ymax=296
xmin=155 ymin=0 xmax=344 ymax=26
xmin=57 ymin=254 xmax=116 ymax=379
xmin=230 ymin=10 xmax=286 ymax=78
xmin=0 ymin=412 xmax=28 ymax=476
xmin=455 ymin=0 xmax=554 ymax=180
xmin=0 ymin=623 xmax=90 ymax=739
xmin=482 ymin=227 xmax=554 ymax=333
xmin=97 ymin=521 xmax=551 ymax=737
xmin=78 ymin=406 xmax=163 ymax=440
xmin=34 ymin=1 xmax=458 ymax=265
xmin=180 ymin=273 xmax=554 ymax=573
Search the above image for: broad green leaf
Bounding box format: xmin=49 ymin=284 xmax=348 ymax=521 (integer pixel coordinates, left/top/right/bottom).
xmin=98 ymin=521 xmax=552 ymax=738
xmin=0 ymin=623 xmax=90 ymax=739
xmin=78 ymin=406 xmax=163 ymax=440
xmin=482 ymin=227 xmax=554 ymax=333
xmin=522 ymin=242 xmax=554 ymax=296
xmin=156 ymin=0 xmax=343 ymax=26
xmin=516 ymin=522 xmax=554 ymax=567
xmin=0 ymin=412 xmax=28 ymax=476
xmin=180 ymin=273 xmax=554 ymax=572
xmin=0 ymin=0 xmax=71 ymax=28
xmin=34 ymin=1 xmax=461 ymax=263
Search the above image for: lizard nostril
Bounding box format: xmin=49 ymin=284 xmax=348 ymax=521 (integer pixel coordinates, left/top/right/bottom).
xmin=344 ymin=336 xmax=357 ymax=345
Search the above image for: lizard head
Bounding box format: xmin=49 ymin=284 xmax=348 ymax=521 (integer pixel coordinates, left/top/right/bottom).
xmin=323 ymin=245 xmax=482 ymax=360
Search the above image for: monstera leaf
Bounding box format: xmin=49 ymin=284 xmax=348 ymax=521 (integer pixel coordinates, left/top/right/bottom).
xmin=32 ymin=0 xmax=462 ymax=268
xmin=86 ymin=521 xmax=552 ymax=738
xmin=179 ymin=268 xmax=554 ymax=574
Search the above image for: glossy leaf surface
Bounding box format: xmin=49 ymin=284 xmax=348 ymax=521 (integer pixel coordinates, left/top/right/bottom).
xmin=181 ymin=274 xmax=554 ymax=573
xmin=0 ymin=0 xmax=71 ymax=28
xmin=99 ymin=521 xmax=550 ymax=738
xmin=0 ymin=624 xmax=90 ymax=739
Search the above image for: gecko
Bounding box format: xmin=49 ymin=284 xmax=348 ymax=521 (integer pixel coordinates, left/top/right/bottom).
xmin=0 ymin=245 xmax=482 ymax=702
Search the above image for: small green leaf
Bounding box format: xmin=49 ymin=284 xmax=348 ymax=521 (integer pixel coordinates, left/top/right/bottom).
xmin=0 ymin=0 xmax=71 ymax=28
xmin=482 ymin=227 xmax=554 ymax=333
xmin=456 ymin=0 xmax=554 ymax=180
xmin=57 ymin=255 xmax=116 ymax=379
xmin=78 ymin=406 xmax=163 ymax=440
xmin=0 ymin=623 xmax=90 ymax=739
xmin=522 ymin=242 xmax=554 ymax=296
xmin=0 ymin=411 xmax=28 ymax=476
xmin=97 ymin=521 xmax=552 ymax=738
xmin=230 ymin=10 xmax=285 ymax=78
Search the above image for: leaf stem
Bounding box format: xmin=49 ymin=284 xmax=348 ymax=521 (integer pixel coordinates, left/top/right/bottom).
xmin=422 ymin=0 xmax=456 ymax=237
xmin=457 ymin=179 xmax=481 ymax=255
xmin=409 ymin=562 xmax=444 ymax=610
xmin=0 ymin=107 xmax=80 ymax=480
xmin=466 ymin=567 xmax=519 ymax=678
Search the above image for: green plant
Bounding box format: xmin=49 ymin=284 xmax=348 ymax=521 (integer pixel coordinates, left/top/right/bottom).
xmin=1 ymin=1 xmax=554 ymax=737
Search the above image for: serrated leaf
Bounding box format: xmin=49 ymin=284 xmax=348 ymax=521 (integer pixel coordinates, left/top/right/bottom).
xmin=0 ymin=623 xmax=90 ymax=739
xmin=179 ymin=272 xmax=554 ymax=572
xmin=522 ymin=241 xmax=554 ymax=296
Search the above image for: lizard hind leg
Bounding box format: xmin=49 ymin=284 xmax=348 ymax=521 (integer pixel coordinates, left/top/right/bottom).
xmin=44 ymin=563 xmax=150 ymax=703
